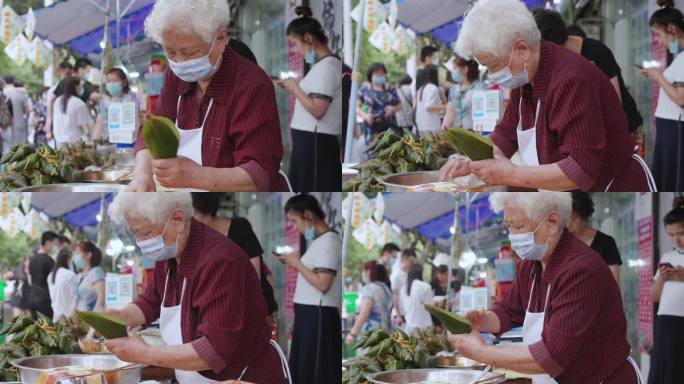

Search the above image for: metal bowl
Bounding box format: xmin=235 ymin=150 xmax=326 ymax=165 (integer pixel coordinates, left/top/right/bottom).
xmin=366 ymin=368 xmax=505 ymax=384
xmin=83 ymin=169 xmax=133 ymax=184
xmin=10 ymin=354 xmax=144 ymax=384
xmin=377 ymin=172 xmax=491 ymax=192
xmin=17 ymin=183 xmax=127 ymax=192
xmin=435 ymin=355 xmax=488 ymax=370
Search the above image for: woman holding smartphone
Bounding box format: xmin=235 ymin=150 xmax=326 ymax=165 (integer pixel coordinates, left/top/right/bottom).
xmin=649 ymin=196 xmax=684 ymax=384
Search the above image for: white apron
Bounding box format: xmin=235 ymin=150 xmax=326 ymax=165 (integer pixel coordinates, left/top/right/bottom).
xmin=175 ymin=95 xmax=213 ymax=166
xmin=159 ymin=270 xmax=292 ymax=384
xmin=515 ymin=98 xmax=656 ymax=192
xmin=521 ymin=275 xmax=644 ymax=384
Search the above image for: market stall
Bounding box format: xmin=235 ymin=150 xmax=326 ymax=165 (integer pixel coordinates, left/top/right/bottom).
xmin=342 ymin=192 xmax=534 ymax=383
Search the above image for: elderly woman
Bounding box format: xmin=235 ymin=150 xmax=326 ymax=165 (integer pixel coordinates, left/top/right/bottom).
xmin=103 ymin=193 xmax=290 ymax=383
xmin=128 ymin=0 xmax=285 ymax=192
xmin=438 ymin=0 xmax=655 ymax=192
xmin=449 ymin=192 xmax=641 ymax=383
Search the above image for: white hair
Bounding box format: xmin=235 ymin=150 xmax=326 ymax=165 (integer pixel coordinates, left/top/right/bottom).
xmin=108 ymin=193 xmax=194 ymax=226
xmin=456 ymin=0 xmax=541 ymax=59
xmin=489 ymin=192 xmax=572 ymax=228
xmin=145 ymin=0 xmax=231 ymax=45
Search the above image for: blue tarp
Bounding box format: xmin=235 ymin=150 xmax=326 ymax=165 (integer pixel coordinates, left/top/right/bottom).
xmin=414 ymin=195 xmax=503 ymax=241
xmin=31 ymin=194 xmax=113 ymax=230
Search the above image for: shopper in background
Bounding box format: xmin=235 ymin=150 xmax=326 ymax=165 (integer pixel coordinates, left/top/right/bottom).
xmin=60 ymin=235 xmax=72 ymax=252
xmin=6 ymin=257 xmax=31 ymax=318
xmin=430 ymin=265 xmax=450 ymax=327
xmin=191 ymin=192 xmax=279 ymax=324
xmin=415 ymin=65 xmax=446 ymax=136
xmin=641 ymin=0 xmax=684 ymax=191
xmin=440 ymin=0 xmax=655 ymax=192
xmin=28 ymin=231 xmax=60 ymax=320
xmin=395 ymin=75 xmax=415 ymax=132
xmin=276 ymin=194 xmax=341 ymax=384
xmin=278 ymin=6 xmax=342 ymax=192
xmin=2 ymin=74 xmax=31 ymax=148
xmin=534 ymin=8 xmax=643 ymax=135
xmin=378 ymin=242 xmax=401 ymax=272
xmin=648 ymin=196 xmax=684 ymax=384
xmin=357 ymin=63 xmax=401 ymax=142
xmin=568 ymin=192 xmax=623 ymax=282
xmin=94 ymin=68 xmax=141 ymax=142
xmin=442 ymin=56 xmax=486 ymax=130
xmin=45 ymin=61 xmax=74 ymax=142
xmin=417 ymin=46 xmax=440 ymax=90
xmin=74 ymin=241 xmax=106 ymax=313
xmin=399 ymin=265 xmax=434 ymax=333
xmin=51 ymin=76 xmax=91 ymax=147
xmin=390 ymin=249 xmax=417 ymax=327
xmin=48 ymin=250 xmax=76 ymax=322
xmin=345 ymin=261 xmax=392 ymax=347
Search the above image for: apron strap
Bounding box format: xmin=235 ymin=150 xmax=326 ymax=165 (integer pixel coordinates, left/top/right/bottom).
xmin=174 ymin=96 xmax=215 ymax=130
xmin=526 ymin=275 xmax=537 ymax=311
xmin=162 ymin=269 xmax=171 ymax=303
xmin=516 ymin=98 xmax=541 ymax=132
xmin=627 ymin=356 xmax=644 ymax=384
xmin=269 ymin=339 xmax=293 ymax=384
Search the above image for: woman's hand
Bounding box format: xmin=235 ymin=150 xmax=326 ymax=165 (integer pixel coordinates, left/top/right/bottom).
xmin=275 ymin=78 xmax=300 ymax=93
xmin=152 ymin=157 xmax=203 ymax=189
xmin=345 ymin=334 xmax=355 ymax=346
xmin=640 ymin=68 xmax=665 ymax=84
xmin=126 ymin=174 xmax=156 ymax=192
xmin=276 ymin=251 xmax=300 ymax=269
xmin=438 ymin=156 xmax=471 ymax=181
xmin=469 ymin=158 xmax=516 ymax=186
xmin=448 ymin=328 xmax=486 ymax=358
xmin=104 ymin=332 xmax=150 ymax=363
xmin=463 ymin=309 xmax=488 ymax=331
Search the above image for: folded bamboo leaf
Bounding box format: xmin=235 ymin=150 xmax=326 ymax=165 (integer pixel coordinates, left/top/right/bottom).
xmin=423 ymin=304 xmax=472 ymax=334
xmin=75 ymin=311 xmax=127 ymax=339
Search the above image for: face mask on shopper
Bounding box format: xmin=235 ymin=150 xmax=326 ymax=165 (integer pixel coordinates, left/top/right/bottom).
xmin=669 ymin=37 xmax=681 ymax=55
xmin=508 ymin=216 xmax=552 ymax=261
xmin=106 ymin=82 xmax=123 ymax=97
xmin=168 ymin=37 xmax=221 ymax=83
xmin=488 ymin=45 xmax=529 ymax=89
xmin=304 ymin=225 xmax=316 ymax=242
xmin=451 ymin=72 xmax=464 ymax=83
xmin=305 ymin=47 xmax=317 ymax=65
xmin=73 ymin=253 xmax=85 ymax=270
xmin=372 ymin=75 xmax=386 ymax=85
xmin=136 ymin=217 xmax=180 ymax=262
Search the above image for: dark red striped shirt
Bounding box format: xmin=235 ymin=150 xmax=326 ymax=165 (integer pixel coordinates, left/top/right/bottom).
xmin=133 ymin=219 xmax=287 ymax=383
xmin=135 ymin=47 xmax=285 ymax=191
xmin=490 ymin=41 xmax=650 ymax=192
xmin=491 ymin=229 xmax=636 ymax=383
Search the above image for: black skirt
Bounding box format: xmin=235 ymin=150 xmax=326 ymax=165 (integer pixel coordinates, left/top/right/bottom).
xmin=653 ymin=118 xmax=684 ymax=191
xmin=647 ymin=315 xmax=684 ymax=384
xmin=288 ymin=129 xmax=342 ymax=192
xmin=288 ymin=303 xmax=341 ymax=384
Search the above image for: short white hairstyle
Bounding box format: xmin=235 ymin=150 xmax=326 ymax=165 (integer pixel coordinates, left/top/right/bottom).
xmin=489 ymin=192 xmax=572 ymax=228
xmin=456 ymin=0 xmax=541 ymax=59
xmin=145 ymin=0 xmax=231 ymax=45
xmin=108 ymin=193 xmax=194 ymax=226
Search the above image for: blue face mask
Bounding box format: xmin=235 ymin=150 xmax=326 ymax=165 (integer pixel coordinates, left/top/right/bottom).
xmin=305 ymin=225 xmax=316 ymax=242
xmin=106 ymin=82 xmax=123 ymax=97
xmin=451 ymin=72 xmax=464 ymax=83
xmin=669 ymin=38 xmax=681 ymax=55
xmin=168 ymin=37 xmax=221 ymax=83
xmin=305 ymin=49 xmax=317 ymax=65
xmin=372 ymin=75 xmax=386 ymax=85
xmin=508 ymin=217 xmax=551 ymax=261
xmin=488 ymin=45 xmax=529 ymax=89
xmin=675 ymin=247 xmax=684 ymax=254
xmin=73 ymin=253 xmax=85 ymax=270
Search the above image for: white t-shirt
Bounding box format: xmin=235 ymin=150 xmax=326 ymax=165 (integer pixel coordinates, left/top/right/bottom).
xmin=390 ymin=268 xmax=407 ymax=317
xmin=415 ymin=83 xmax=442 ymax=134
xmin=293 ymin=231 xmax=342 ymax=309
xmin=47 ymin=267 xmax=77 ymax=322
xmin=399 ymin=279 xmax=434 ymax=333
xmin=655 ymin=52 xmax=684 ymax=120
xmin=291 ymin=56 xmax=342 ymax=136
xmin=53 ymin=95 xmax=90 ymax=145
xmin=653 ymin=250 xmax=684 ymax=317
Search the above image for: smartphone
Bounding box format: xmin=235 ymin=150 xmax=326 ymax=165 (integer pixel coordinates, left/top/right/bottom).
xmin=270 ymin=75 xmax=280 ymax=81
xmin=634 ymin=64 xmax=644 ymax=69
xmin=273 ymin=245 xmax=294 ymax=257
xmin=659 ymin=262 xmax=674 ymax=269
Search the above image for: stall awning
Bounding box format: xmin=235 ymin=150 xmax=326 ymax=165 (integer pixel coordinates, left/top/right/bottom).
xmin=29 ymin=193 xmax=112 ymax=229
xmin=34 ymin=0 xmax=154 ymax=55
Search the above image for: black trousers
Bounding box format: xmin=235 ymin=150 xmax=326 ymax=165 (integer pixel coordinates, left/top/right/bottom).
xmin=288 ymin=129 xmax=341 ymax=192
xmin=653 ymin=118 xmax=684 ymax=191
xmin=647 ymin=315 xmax=684 ymax=384
xmin=288 ymin=303 xmax=341 ymax=384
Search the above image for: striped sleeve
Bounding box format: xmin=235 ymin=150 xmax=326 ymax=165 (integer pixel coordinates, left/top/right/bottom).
xmin=529 ymin=265 xmax=604 ymax=378
xmin=548 ymin=76 xmax=608 ymax=191
xmin=490 ymin=266 xmax=526 ymax=336
xmin=135 ymin=70 xmax=177 ymax=153
xmin=132 ymin=265 xmax=163 ymax=324
xmin=229 ymin=73 xmax=283 ymax=191
xmin=190 ymin=256 xmax=247 ymax=374
xmin=490 ymin=90 xmax=521 ymax=158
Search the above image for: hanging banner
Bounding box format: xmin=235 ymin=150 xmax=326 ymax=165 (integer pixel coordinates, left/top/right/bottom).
xmin=342 ymin=193 xmax=372 ymax=229
xmin=350 ymin=0 xmax=387 ymax=33
xmin=353 ymin=218 xmax=378 ymax=250
xmin=24 ymin=8 xmax=35 ymax=41
xmin=373 ymin=193 xmax=385 ymax=223
xmin=29 ymin=37 xmax=50 ymax=67
xmin=5 ymin=33 xmax=29 ymax=65
xmin=388 ymin=0 xmax=399 ymax=28
xmin=1 ymin=5 xmax=24 ymax=45
xmin=392 ymin=25 xmax=408 ymax=55
xmin=369 ymin=22 xmax=397 ymax=55
xmin=0 ymin=192 xmax=9 ymax=218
